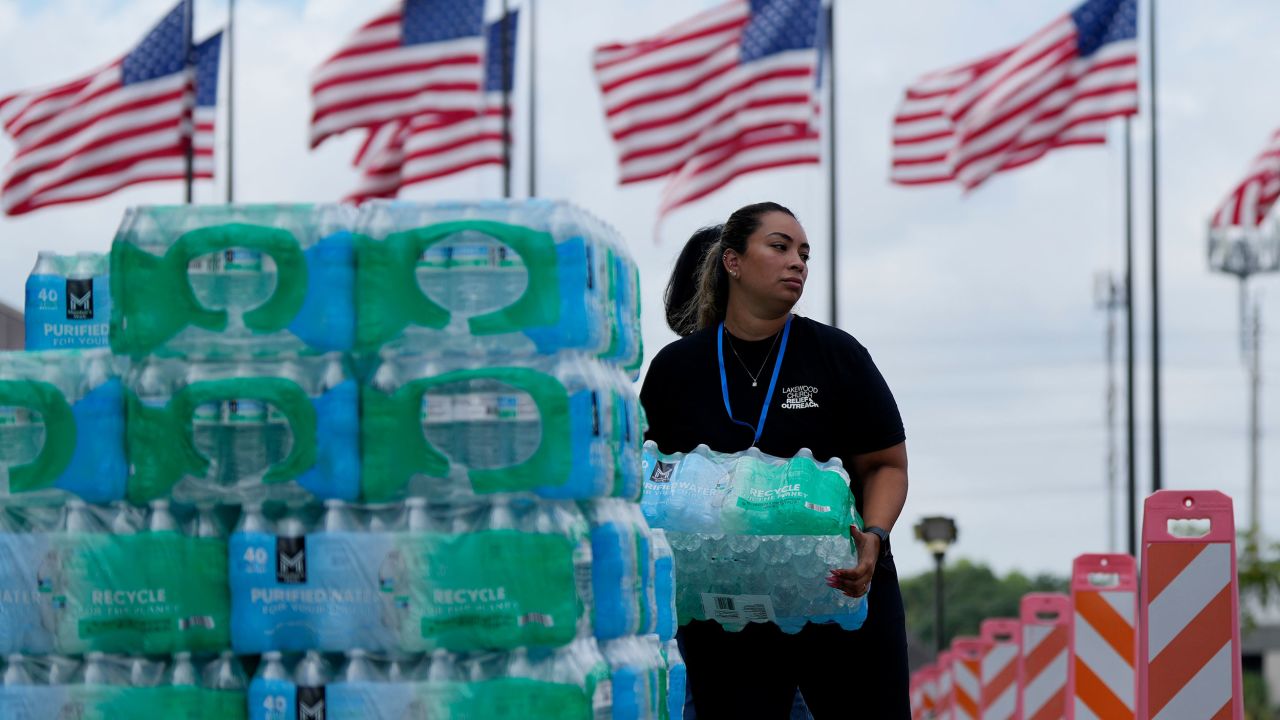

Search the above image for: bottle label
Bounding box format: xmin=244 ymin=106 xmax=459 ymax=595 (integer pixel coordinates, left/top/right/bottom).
xmin=699 ymin=593 xmax=777 ymax=624
xmin=230 ymin=531 xmax=399 ymax=653
xmin=327 ymin=680 xmax=414 ymax=720
xmin=0 ymin=685 xmax=245 ymax=720
xmin=421 ymin=392 xmax=537 ymax=425
xmin=400 ymin=529 xmax=581 ymax=652
xmin=417 ymin=677 xmax=595 ymax=720
xmin=0 ymin=532 xmax=54 ymax=654
xmin=249 ymin=677 xmax=295 ymax=720
xmin=24 ymin=272 xmax=111 ymax=349
xmin=39 ymin=532 xmax=230 ymax=654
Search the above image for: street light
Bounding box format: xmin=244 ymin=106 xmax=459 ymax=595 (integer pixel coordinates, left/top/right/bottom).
xmin=915 ymin=516 xmax=958 ymax=655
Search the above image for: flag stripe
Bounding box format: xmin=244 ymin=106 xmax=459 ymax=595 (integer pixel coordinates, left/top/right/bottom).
xmin=890 ymin=0 xmax=1138 ymax=189
xmin=0 ymin=3 xmax=220 ymax=216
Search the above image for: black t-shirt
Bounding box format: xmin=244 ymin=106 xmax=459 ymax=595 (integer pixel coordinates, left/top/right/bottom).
xmin=640 ymin=315 xmax=905 ymax=508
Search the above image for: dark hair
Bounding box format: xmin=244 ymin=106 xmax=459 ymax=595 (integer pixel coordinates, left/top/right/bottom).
xmin=664 ymin=225 xmax=722 ymax=335
xmin=665 ymin=201 xmax=797 ymax=335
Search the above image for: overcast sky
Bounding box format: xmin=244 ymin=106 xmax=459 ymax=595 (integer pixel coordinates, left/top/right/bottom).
xmin=0 ymin=0 xmax=1277 ymax=581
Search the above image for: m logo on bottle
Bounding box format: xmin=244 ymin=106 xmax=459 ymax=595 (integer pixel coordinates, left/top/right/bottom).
xmin=277 ymin=536 xmax=307 ymax=584
xmin=651 ymin=461 xmax=676 ymax=483
xmin=297 ymin=688 xmax=325 ymax=720
xmin=66 ymin=279 xmax=93 ymax=319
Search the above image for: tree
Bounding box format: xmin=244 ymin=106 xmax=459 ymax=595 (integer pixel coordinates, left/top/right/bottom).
xmin=899 ymin=558 xmax=1068 ymax=652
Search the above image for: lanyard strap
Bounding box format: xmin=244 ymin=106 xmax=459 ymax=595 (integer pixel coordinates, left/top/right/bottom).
xmin=717 ymin=315 xmax=792 ymax=446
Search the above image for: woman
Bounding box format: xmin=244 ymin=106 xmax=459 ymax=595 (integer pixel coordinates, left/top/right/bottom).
xmin=640 ymin=202 xmax=910 ymax=718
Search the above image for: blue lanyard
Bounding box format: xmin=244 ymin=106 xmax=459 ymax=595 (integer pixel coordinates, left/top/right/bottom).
xmin=717 ymin=315 xmax=792 ymax=446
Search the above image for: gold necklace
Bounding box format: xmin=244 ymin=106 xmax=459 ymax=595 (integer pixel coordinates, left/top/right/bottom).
xmin=725 ymin=328 xmax=781 ymax=387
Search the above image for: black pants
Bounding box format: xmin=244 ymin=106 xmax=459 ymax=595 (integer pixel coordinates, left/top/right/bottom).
xmin=678 ymin=554 xmax=910 ymax=719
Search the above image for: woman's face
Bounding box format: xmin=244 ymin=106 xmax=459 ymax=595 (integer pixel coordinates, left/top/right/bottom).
xmin=724 ymin=211 xmax=810 ymax=313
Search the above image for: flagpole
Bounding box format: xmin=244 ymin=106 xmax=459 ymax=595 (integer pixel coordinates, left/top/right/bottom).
xmin=825 ymin=1 xmax=838 ymax=328
xmin=183 ymin=0 xmax=195 ymax=204
xmin=500 ymin=0 xmax=512 ymax=199
xmin=1124 ymin=117 xmax=1136 ymax=557
xmin=226 ymin=0 xmax=236 ymax=203
xmin=527 ymin=0 xmax=537 ymax=197
xmin=1148 ymin=0 xmax=1162 ymax=491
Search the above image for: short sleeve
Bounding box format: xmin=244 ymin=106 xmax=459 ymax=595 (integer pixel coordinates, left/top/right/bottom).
xmin=841 ymin=340 xmax=905 ymax=456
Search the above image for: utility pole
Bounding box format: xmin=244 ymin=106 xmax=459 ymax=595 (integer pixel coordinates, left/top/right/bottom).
xmin=1095 ymin=272 xmax=1125 ymax=553
xmin=1208 ymin=223 xmax=1278 ymax=550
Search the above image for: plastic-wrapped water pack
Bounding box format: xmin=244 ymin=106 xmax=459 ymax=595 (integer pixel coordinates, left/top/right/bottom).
xmin=231 ymin=497 xmax=594 ymax=655
xmin=640 ymin=443 xmax=867 ymax=633
xmin=0 ymin=651 xmax=247 ymax=720
xmin=25 ymin=251 xmax=112 ymax=350
xmin=0 ymin=500 xmax=231 ymax=655
xmin=248 ymin=640 xmax=613 ymax=720
xmin=110 ymin=204 xmax=356 ymax=358
xmin=355 ymin=199 xmax=640 ymax=369
xmin=602 ymin=635 xmax=666 ymax=720
xmin=582 ymin=499 xmax=660 ymax=641
xmin=362 ymin=352 xmax=638 ymax=502
xmin=0 ymin=350 xmax=125 ymax=504
xmin=125 ymin=354 xmax=359 ymax=504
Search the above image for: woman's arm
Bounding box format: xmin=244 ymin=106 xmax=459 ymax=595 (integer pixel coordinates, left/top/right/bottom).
xmin=827 ymin=441 xmax=908 ymax=598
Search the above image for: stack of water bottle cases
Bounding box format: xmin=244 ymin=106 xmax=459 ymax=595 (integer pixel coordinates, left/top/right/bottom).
xmin=1 ymin=200 xmax=684 ymax=720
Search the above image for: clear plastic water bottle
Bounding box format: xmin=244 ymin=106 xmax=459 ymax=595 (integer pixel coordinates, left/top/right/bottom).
xmin=109 ymin=501 xmax=142 ymax=535
xmin=321 ymin=500 xmax=358 ymax=532
xmin=167 ymin=652 xmax=199 ymax=687
xmin=203 ymin=651 xmax=246 ymax=690
xmin=129 ymin=656 xmax=164 ymax=687
xmin=82 ymin=652 xmax=124 ymax=685
xmin=62 ymin=499 xmax=104 ymax=534
xmin=651 ymin=528 xmax=677 ymax=642
xmin=190 ymin=504 xmax=226 ymax=538
xmin=337 ymin=649 xmax=381 ymax=683
xmin=249 ymin=651 xmax=294 ymax=720
xmin=3 ymin=654 xmax=31 ymax=685
xmin=294 ymin=650 xmax=330 ymax=710
xmin=146 ymin=499 xmax=180 ymax=532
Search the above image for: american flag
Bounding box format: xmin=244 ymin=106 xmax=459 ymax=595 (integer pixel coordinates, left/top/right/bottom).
xmin=0 ymin=1 xmax=215 ymax=216
xmin=309 ymin=0 xmax=487 ymax=150
xmin=593 ymin=0 xmax=822 ymax=219
xmin=348 ymin=11 xmax=517 ymax=202
xmin=891 ymin=0 xmax=1139 ymax=190
xmin=193 ymin=32 xmax=223 ymax=182
xmin=1210 ymin=128 xmax=1280 ymax=232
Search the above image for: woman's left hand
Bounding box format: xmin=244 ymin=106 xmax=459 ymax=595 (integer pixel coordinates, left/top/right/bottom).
xmin=826 ymin=524 xmax=880 ymax=598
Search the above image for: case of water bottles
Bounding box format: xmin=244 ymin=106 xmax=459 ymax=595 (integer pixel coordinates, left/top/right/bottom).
xmin=109 ymin=203 xmax=358 ymax=358
xmin=0 ymin=651 xmax=248 ymax=720
xmin=8 ymin=198 xmax=675 ymax=718
xmin=124 ymin=354 xmax=360 ymax=504
xmin=248 ymin=641 xmax=613 ymax=720
xmin=24 ymin=251 xmax=112 ymax=350
xmin=355 ymin=199 xmax=642 ymax=372
xmin=362 ymin=352 xmax=641 ymax=503
xmin=0 ymin=350 xmax=126 ymax=504
xmin=0 ymin=500 xmax=231 ymax=656
xmin=641 ymin=442 xmax=868 ymax=634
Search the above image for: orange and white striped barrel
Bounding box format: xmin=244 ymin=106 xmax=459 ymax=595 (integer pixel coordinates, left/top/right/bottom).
xmin=937 ymin=650 xmax=955 ymax=720
xmin=921 ymin=663 xmax=941 ymax=720
xmin=1068 ymin=553 xmax=1137 ymax=719
xmin=951 ymin=636 xmax=990 ymax=720
xmin=913 ymin=664 xmax=939 ymax=720
xmin=1019 ymin=593 xmax=1071 ymax=720
xmin=980 ymin=618 xmax=1021 ymax=720
xmin=1138 ymin=490 xmax=1243 ymax=719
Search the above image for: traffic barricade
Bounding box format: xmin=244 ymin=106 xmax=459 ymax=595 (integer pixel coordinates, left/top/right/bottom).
xmin=980 ymin=618 xmax=1021 ymax=720
xmin=1069 ymin=553 xmax=1137 ymax=719
xmin=1139 ymin=490 xmax=1243 ymax=719
xmin=1019 ymin=592 xmax=1071 ymax=720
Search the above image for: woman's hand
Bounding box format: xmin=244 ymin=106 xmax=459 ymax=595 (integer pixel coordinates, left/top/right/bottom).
xmin=826 ymin=524 xmax=880 ymax=598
